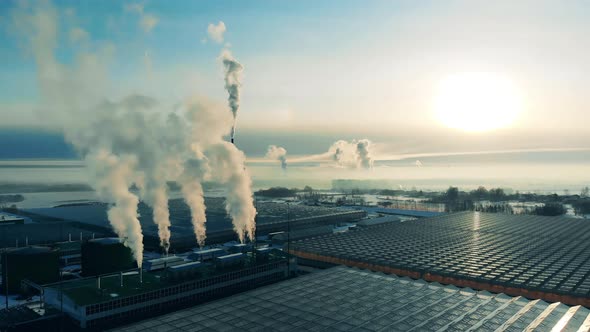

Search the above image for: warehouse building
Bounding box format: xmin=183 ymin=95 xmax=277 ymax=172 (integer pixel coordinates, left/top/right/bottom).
xmin=43 ymin=249 xmax=293 ymax=329
xmin=26 ymin=199 xmax=366 ymax=249
xmin=111 ymin=266 xmax=590 ymax=332
xmin=291 ymin=211 xmax=590 ymax=306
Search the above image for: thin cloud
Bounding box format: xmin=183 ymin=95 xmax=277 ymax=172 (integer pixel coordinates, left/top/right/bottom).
xmin=124 ymin=3 xmax=158 ymax=33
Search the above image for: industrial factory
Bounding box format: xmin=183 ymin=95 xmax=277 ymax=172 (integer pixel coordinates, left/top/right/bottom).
xmin=1 ymin=235 xmax=294 ymax=330
xmin=2 ymin=209 xmax=589 ymax=331
xmin=22 ymin=199 xmax=366 ymax=250
xmin=0 ymin=198 xmax=374 ymax=330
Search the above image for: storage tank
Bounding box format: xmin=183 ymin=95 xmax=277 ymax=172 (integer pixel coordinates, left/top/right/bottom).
xmin=1 ymin=246 xmax=59 ymax=294
xmin=81 ymin=238 xmax=136 ymax=276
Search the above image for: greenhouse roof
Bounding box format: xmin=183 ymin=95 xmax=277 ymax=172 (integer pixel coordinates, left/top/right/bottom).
xmin=292 ymin=211 xmax=590 ymax=300
xmin=111 ymin=266 xmax=590 ymax=332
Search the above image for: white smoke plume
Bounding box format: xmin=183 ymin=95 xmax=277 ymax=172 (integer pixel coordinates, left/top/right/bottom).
xmin=207 ymin=21 xmax=226 ymax=43
xmin=356 ymin=139 xmax=373 ymax=169
xmin=179 ymin=152 xmax=210 ymax=249
xmin=183 ymin=99 xmax=256 ymax=243
xmin=9 ymin=1 xmax=258 ymax=263
xmin=266 ymin=145 xmax=288 ymax=170
xmin=328 ymin=139 xmax=374 ymax=169
xmin=88 ymin=151 xmax=144 ymax=266
xmin=221 ymin=49 xmax=244 ymax=142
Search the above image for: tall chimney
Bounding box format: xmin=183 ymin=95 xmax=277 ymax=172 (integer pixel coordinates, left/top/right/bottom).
xmin=120 ymin=272 xmax=123 ymax=287
xmin=97 ymin=276 xmax=101 ymax=289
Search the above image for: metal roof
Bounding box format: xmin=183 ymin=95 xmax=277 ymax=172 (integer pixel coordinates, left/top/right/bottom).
xmin=110 ymin=266 xmax=590 ymax=332
xmin=291 ymin=212 xmax=590 ymax=302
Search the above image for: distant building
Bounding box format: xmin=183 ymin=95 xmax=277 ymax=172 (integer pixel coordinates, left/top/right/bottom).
xmin=0 ymin=212 xmax=25 ymax=225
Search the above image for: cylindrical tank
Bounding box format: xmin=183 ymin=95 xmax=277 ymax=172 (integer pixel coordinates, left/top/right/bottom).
xmin=1 ymin=246 xmax=60 ymax=294
xmin=81 ymin=238 xmax=136 ymax=276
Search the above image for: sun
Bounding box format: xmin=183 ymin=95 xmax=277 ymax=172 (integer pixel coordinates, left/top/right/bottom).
xmin=433 ymin=72 xmax=523 ymax=132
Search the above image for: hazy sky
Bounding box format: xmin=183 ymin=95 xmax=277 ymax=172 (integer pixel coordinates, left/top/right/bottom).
xmin=1 ymin=0 xmax=590 ymax=154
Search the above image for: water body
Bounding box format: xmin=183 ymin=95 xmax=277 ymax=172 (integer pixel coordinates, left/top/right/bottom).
xmin=1 ymin=149 xmax=589 ymax=208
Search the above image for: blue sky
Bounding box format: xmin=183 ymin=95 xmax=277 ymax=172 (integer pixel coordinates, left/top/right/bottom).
xmin=2 ymin=0 xmax=590 ymax=153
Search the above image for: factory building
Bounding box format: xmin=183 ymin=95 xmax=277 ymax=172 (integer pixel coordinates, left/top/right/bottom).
xmin=81 ymin=238 xmax=136 ymax=277
xmin=291 ymin=211 xmax=590 ymax=307
xmin=1 ymin=246 xmax=60 ymax=293
xmin=111 ymin=266 xmax=590 ymax=332
xmin=25 ymin=200 xmax=366 ymax=249
xmin=43 ymin=249 xmax=293 ymax=329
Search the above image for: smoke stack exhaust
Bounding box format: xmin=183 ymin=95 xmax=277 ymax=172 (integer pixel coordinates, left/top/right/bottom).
xmin=221 ymin=49 xmax=243 ymax=145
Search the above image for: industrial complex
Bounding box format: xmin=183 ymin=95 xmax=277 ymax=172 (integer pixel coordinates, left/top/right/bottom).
xmin=43 ymin=248 xmax=292 ymax=329
xmin=22 ymin=199 xmax=366 ymax=249
xmin=2 ymin=207 xmax=590 ymax=331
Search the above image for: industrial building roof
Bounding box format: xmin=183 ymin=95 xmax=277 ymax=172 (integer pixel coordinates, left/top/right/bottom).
xmin=25 ymin=199 xmax=363 ymax=247
xmin=45 ymin=250 xmax=288 ymax=306
xmin=111 ymin=266 xmax=590 ymax=332
xmin=291 ymin=212 xmax=590 ymax=302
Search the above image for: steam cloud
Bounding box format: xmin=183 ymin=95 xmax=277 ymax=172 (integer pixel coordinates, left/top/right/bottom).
xmin=266 ymin=145 xmax=288 ymax=170
xmin=328 ymin=139 xmax=374 ymax=169
xmin=221 ymin=49 xmax=244 ymax=143
xmin=9 ymin=1 xmax=257 ymax=264
xmin=207 ymin=21 xmax=226 ymax=43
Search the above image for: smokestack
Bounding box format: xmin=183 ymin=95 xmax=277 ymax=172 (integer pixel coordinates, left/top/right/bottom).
xmin=80 ymin=232 xmax=82 ymax=241
xmin=139 ymin=268 xmax=143 ymax=284
xmin=221 ymin=49 xmax=243 ymax=144
xmin=97 ymin=276 xmax=101 ymax=289
xmin=16 ymin=239 xmax=18 ymax=248
xmin=25 ymin=236 xmax=28 ymax=246
xmin=120 ymin=272 xmax=123 ymax=287
xmin=69 ymin=233 xmax=71 ymax=242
